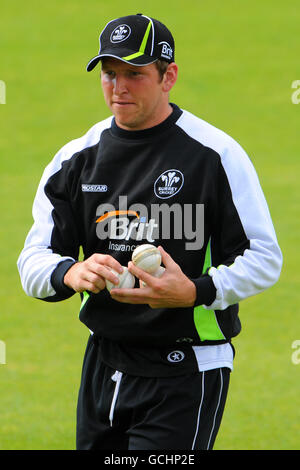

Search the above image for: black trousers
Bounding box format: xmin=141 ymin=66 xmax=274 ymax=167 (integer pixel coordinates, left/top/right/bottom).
xmin=76 ymin=335 xmax=230 ymax=450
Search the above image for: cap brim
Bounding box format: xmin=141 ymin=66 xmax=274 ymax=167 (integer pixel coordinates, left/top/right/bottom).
xmin=86 ymin=56 xmax=102 ymax=72
xmin=86 ymin=51 xmax=157 ymax=72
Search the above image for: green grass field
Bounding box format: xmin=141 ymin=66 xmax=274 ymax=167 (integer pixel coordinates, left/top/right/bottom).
xmin=0 ymin=0 xmax=299 ymax=450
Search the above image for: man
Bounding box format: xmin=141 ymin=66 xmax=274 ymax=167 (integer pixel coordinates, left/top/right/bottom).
xmin=17 ymin=14 xmax=282 ymax=450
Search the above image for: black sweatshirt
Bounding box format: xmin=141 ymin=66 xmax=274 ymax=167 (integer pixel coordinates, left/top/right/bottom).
xmin=17 ymin=104 xmax=282 ymax=376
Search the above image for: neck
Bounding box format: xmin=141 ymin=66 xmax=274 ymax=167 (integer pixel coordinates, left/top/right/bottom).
xmin=111 ymin=103 xmax=183 ymax=140
xmin=115 ymin=102 xmax=173 ymax=132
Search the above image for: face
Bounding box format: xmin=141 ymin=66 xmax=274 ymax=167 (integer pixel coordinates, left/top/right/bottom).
xmin=100 ymin=58 xmax=177 ymax=131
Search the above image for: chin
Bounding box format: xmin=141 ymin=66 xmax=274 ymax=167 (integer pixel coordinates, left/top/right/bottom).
xmin=117 ymin=121 xmax=139 ymax=130
xmin=116 ymin=115 xmax=141 ymax=130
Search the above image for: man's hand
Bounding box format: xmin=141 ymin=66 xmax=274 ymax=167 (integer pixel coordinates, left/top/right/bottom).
xmin=110 ymin=246 xmax=196 ymax=308
xmin=64 ymin=253 xmax=123 ymax=294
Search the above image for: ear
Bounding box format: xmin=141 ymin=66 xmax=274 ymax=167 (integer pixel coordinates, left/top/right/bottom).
xmin=162 ymin=63 xmax=178 ymax=93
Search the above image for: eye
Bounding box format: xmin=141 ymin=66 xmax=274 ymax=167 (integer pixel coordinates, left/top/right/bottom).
xmin=102 ymin=70 xmax=116 ymax=79
xmin=128 ymin=70 xmax=141 ymax=77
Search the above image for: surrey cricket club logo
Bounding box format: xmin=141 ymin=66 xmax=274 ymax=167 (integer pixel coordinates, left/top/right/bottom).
xmin=154 ymin=169 xmax=184 ymax=199
xmin=110 ymin=24 xmax=131 ymax=43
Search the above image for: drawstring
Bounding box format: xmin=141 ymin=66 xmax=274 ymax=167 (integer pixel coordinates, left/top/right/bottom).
xmin=109 ymin=370 xmax=123 ymax=427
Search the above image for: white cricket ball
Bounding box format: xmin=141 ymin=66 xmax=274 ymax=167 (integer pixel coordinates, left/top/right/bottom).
xmin=141 ymin=265 xmax=165 ymax=287
xmin=106 ymin=266 xmax=135 ymax=292
xmin=132 ymin=244 xmax=162 ymax=274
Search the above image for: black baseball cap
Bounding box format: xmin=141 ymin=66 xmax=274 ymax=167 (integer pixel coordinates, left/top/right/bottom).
xmin=86 ymin=13 xmax=175 ymax=71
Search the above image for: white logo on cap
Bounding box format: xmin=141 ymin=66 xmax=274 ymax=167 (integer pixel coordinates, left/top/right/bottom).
xmin=158 ymin=41 xmax=173 ymax=60
xmin=110 ymin=24 xmax=131 ymax=43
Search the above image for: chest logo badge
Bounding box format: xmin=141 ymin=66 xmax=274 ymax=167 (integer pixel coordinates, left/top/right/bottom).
xmin=154 ymin=169 xmax=184 ymax=199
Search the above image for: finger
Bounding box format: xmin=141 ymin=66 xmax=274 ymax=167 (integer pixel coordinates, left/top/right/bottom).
xmin=111 ymin=294 xmax=149 ymax=305
xmin=88 ymin=262 xmax=120 ymax=285
xmin=82 ymin=272 xmax=106 ymax=291
xmin=110 ymin=286 xmax=152 ymax=303
xmin=158 ymin=246 xmax=177 ymax=270
xmin=127 ymin=261 xmax=157 ymax=287
xmin=110 ymin=293 xmax=144 ymax=304
xmin=91 ymin=254 xmax=124 ymax=274
xmin=79 ymin=280 xmax=104 ymax=294
xmin=111 ymin=285 xmax=149 ymax=296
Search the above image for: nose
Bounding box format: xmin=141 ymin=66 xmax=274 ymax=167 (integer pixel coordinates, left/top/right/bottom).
xmin=113 ymin=75 xmax=128 ymax=95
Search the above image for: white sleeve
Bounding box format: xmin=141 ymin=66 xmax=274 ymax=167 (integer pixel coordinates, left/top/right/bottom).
xmin=17 ymin=119 xmax=111 ymax=299
xmin=205 ymin=139 xmax=282 ymax=311
xmin=17 ymin=150 xmax=76 ymax=299
xmin=176 ymin=109 xmax=282 ymax=311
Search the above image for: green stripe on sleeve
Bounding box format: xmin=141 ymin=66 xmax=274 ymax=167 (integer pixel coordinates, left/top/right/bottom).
xmin=193 ymin=305 xmax=225 ymax=341
xmin=193 ymin=241 xmax=226 ymax=341
xmin=80 ymin=291 xmax=90 ymax=311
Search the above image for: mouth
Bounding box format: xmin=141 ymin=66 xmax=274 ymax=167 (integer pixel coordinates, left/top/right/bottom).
xmin=112 ymin=101 xmax=135 ymax=107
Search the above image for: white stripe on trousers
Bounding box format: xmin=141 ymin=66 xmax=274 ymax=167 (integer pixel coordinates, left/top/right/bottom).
xmin=109 ymin=370 xmax=123 ymax=427
xmin=191 ymin=369 xmax=224 ymax=450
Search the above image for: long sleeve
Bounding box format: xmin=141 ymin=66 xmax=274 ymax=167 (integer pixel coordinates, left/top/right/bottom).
xmin=17 ymin=119 xmax=111 ymax=301
xmin=205 ymin=137 xmax=282 ymax=311
xmin=17 ymin=148 xmax=79 ymax=301
xmin=177 ymin=110 xmax=283 ymax=312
